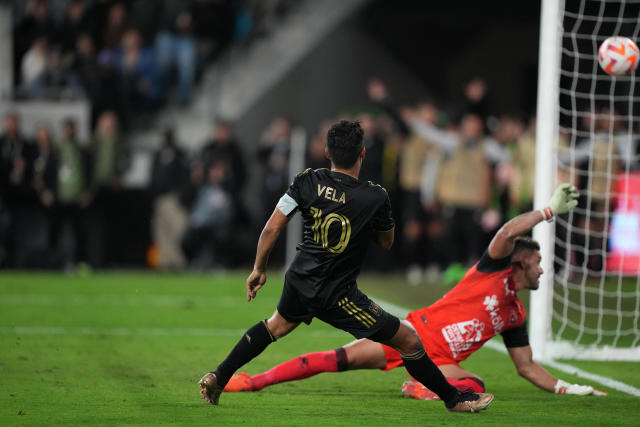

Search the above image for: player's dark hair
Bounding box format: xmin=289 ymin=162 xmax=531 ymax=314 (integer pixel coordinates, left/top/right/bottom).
xmin=511 ymin=237 xmax=540 ymax=262
xmin=326 ymin=120 xmax=364 ymax=168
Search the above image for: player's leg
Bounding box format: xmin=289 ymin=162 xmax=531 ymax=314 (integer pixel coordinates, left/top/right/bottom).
xmin=199 ymin=310 xmax=298 ymax=405
xmin=381 ymin=321 xmax=493 ymax=412
xmin=439 ymin=364 xmax=485 ymax=393
xmin=402 ymin=363 xmax=485 ymax=400
xmin=319 ymin=289 xmax=492 ymax=412
xmin=225 ymin=338 xmax=387 ymax=391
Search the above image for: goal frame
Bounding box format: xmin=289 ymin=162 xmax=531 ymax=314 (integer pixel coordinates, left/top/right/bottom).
xmin=531 ymin=0 xmax=640 ymax=361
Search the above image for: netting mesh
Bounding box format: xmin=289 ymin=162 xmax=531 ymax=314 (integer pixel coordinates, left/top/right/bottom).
xmin=552 ymin=0 xmax=640 ymax=357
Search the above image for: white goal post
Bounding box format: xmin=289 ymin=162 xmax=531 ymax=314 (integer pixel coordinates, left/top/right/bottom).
xmin=531 ymin=0 xmax=640 ymax=361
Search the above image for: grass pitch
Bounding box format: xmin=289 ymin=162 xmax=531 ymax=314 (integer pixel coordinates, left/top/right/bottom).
xmin=0 ymin=272 xmax=638 ymax=426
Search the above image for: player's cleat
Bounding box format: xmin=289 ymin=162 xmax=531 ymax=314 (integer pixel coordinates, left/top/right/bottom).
xmin=224 ymin=372 xmax=254 ymax=392
xmin=445 ymin=391 xmax=494 ymax=413
xmin=401 ymin=381 xmax=441 ymax=400
xmin=198 ymin=372 xmax=223 ymax=405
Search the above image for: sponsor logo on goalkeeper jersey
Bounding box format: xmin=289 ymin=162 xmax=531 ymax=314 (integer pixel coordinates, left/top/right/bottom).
xmin=441 ymin=318 xmax=485 ymax=357
xmin=483 ymin=294 xmax=505 ymax=334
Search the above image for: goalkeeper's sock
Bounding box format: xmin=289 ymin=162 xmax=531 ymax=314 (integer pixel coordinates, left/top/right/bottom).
xmin=251 ymin=348 xmax=348 ymax=390
xmin=401 ymin=349 xmax=458 ymax=403
xmin=213 ymin=320 xmax=276 ymax=387
xmin=448 ymin=377 xmax=485 ymax=393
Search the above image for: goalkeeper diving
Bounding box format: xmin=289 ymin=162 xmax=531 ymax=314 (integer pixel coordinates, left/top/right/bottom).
xmin=224 ymin=184 xmax=608 ymax=399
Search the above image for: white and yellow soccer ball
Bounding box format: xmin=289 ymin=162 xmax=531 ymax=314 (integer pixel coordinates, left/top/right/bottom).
xmin=598 ymin=36 xmax=639 ymax=75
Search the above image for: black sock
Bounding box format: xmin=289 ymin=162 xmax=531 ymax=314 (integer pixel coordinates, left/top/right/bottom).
xmin=401 ymin=349 xmax=458 ymax=404
xmin=214 ymin=320 xmax=276 ymax=387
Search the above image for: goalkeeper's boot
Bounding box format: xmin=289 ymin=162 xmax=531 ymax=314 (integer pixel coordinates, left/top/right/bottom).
xmin=199 ymin=372 xmax=223 ymax=405
xmin=401 ymin=381 xmax=440 ymax=400
xmin=224 ymin=372 xmax=254 ymax=392
xmin=445 ymin=391 xmax=494 ymax=413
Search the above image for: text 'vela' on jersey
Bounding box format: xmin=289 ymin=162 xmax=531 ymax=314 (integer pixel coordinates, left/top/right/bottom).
xmin=283 ymin=168 xmax=394 ymax=305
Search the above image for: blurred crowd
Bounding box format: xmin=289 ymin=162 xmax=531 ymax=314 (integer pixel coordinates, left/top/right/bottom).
xmin=3 ymin=61 xmax=640 ymax=274
xmin=12 ymin=0 xmax=296 ymax=129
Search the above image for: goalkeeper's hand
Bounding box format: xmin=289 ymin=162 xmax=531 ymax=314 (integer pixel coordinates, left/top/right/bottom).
xmin=540 ymin=183 xmax=579 ymax=221
xmin=554 ymin=379 xmax=608 ymax=396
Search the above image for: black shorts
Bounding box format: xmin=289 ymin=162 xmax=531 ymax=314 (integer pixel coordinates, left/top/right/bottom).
xmin=276 ymin=280 xmax=400 ymax=341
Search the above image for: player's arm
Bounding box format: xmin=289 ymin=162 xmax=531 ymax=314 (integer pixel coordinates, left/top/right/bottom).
xmin=246 ymin=208 xmax=290 ymax=301
xmin=507 ymin=345 xmax=559 ymax=391
xmin=374 ymin=227 xmax=394 ymax=251
xmin=488 ymin=183 xmax=579 ymax=259
xmin=507 ymin=345 xmax=605 ymax=395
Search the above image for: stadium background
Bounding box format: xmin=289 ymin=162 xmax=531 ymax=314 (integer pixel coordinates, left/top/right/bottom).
xmin=0 ymin=0 xmax=542 ymax=273
xmin=1 ymin=0 xmax=639 ymax=425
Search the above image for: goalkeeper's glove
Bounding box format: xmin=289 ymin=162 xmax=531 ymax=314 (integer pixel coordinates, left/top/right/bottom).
xmin=554 ymin=379 xmax=608 ymax=396
xmin=540 ymin=183 xmax=579 ymax=221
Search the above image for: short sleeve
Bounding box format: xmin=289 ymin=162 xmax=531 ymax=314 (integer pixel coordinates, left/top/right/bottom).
xmin=476 ymin=250 xmax=511 ymax=273
xmin=501 ymin=322 xmax=529 ymax=348
xmin=285 ymin=168 xmax=310 ymax=206
xmin=372 ymin=193 xmax=395 ymax=232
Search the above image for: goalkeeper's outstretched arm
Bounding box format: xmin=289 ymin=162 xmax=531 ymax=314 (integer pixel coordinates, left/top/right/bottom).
xmin=488 ymin=183 xmax=579 ymax=259
xmin=507 ymin=345 xmax=606 ymax=395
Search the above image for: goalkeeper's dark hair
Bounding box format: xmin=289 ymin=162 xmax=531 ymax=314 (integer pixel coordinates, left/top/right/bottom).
xmin=511 ymin=237 xmax=541 ymax=262
xmin=326 ymin=120 xmax=364 ymax=168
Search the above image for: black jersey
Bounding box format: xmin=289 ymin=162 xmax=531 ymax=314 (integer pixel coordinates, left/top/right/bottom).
xmin=283 ymin=168 xmax=394 ymax=306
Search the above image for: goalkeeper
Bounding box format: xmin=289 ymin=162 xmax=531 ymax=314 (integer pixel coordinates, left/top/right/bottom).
xmin=224 ymin=184 xmax=606 ymax=398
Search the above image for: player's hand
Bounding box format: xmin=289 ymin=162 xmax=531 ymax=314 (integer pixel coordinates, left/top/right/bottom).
xmin=554 ymin=379 xmax=608 ymax=396
xmin=246 ymin=269 xmax=267 ymax=302
xmin=541 ymin=183 xmax=579 ymax=220
xmin=550 ymin=183 xmax=579 ymax=215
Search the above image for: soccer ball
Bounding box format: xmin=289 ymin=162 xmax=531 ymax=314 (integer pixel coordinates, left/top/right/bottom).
xmin=598 ymin=36 xmax=639 ymax=75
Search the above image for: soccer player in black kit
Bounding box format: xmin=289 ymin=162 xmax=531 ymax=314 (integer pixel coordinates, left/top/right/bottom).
xmin=199 ymin=120 xmax=493 ymax=412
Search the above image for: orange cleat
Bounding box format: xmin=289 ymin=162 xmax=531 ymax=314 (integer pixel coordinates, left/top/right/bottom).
xmin=223 ymin=372 xmax=255 ymax=392
xmin=401 ymin=381 xmax=441 ymax=401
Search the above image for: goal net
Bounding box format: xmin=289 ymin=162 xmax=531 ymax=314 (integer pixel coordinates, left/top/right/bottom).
xmin=531 ymin=0 xmax=640 ymax=361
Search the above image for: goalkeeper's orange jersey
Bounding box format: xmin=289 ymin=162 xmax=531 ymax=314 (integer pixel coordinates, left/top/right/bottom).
xmin=406 ymin=251 xmax=527 ymax=364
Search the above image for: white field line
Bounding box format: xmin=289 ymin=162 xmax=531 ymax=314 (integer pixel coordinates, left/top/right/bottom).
xmin=2 ymin=292 xmax=639 ymax=396
xmin=374 ymin=298 xmax=640 ymax=398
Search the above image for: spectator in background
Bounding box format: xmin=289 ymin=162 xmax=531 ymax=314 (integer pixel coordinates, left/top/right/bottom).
xmin=413 ymin=113 xmax=507 ymax=267
xmin=460 ymin=77 xmax=489 ymax=123
xmin=257 ymin=117 xmax=291 ymax=224
xmin=73 ymin=34 xmax=102 ymax=124
xmin=14 ymin=0 xmax=56 ymax=86
xmin=200 ymin=121 xmax=246 ymax=195
xmin=21 ymin=37 xmax=48 ymax=89
xmin=88 ymin=111 xmax=128 ymax=194
xmin=86 ymin=111 xmax=127 ymax=267
xmin=28 ymin=47 xmax=80 ymax=100
xmin=0 ymin=113 xmax=35 ymax=266
xmin=31 ymin=124 xmax=58 ymax=265
xmin=101 ymin=2 xmax=128 ymax=51
xmin=129 ymin=0 xmax=161 ymax=45
xmin=96 ymin=50 xmax=128 ymax=129
xmin=59 ymin=0 xmax=91 ymax=55
xmin=368 ymin=78 xmax=443 ymax=283
xmin=357 ymin=112 xmax=386 ymax=184
xmin=181 ymin=160 xmax=234 ymax=268
xmin=114 ymin=28 xmax=157 ymax=116
xmin=306 ymin=122 xmax=330 ymax=170
xmin=51 ymin=118 xmax=89 ymax=268
xmin=256 ymin=116 xmax=291 ymax=265
xmin=149 ymin=127 xmax=189 ymax=269
xmin=31 ymin=123 xmax=57 ymax=210
xmin=155 ymin=0 xmax=196 ymax=105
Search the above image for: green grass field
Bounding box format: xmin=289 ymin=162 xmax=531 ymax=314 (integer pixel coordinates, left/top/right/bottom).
xmin=1 ymin=272 xmax=638 ymax=426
